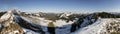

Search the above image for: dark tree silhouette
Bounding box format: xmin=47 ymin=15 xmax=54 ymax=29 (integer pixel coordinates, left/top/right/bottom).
xmin=47 ymin=22 xmax=55 ymax=34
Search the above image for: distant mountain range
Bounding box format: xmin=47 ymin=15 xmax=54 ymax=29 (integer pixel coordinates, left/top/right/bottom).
xmin=0 ymin=9 xmax=120 ymax=34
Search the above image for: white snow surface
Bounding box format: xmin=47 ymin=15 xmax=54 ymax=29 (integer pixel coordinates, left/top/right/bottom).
xmin=54 ymin=20 xmax=73 ymax=27
xmin=23 ymin=28 xmax=40 ymax=34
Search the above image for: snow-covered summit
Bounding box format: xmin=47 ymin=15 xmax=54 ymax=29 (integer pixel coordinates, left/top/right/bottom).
xmin=0 ymin=9 xmax=20 ymax=21
xmin=60 ymin=12 xmax=73 ymax=18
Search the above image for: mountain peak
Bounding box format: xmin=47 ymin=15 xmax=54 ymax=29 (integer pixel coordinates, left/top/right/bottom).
xmin=0 ymin=9 xmax=20 ymax=22
xmin=7 ymin=9 xmax=20 ymax=15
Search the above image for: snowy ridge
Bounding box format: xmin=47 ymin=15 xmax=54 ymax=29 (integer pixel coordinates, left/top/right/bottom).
xmin=72 ymin=18 xmax=120 ymax=34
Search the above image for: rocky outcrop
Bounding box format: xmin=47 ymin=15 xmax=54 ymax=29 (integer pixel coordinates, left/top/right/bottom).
xmin=0 ymin=23 xmax=24 ymax=34
xmin=100 ymin=19 xmax=120 ymax=34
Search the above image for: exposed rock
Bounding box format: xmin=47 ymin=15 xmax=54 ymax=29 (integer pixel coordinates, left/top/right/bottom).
xmin=0 ymin=23 xmax=24 ymax=34
xmin=100 ymin=20 xmax=120 ymax=34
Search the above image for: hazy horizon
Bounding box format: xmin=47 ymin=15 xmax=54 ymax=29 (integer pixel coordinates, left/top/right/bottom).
xmin=0 ymin=0 xmax=120 ymax=12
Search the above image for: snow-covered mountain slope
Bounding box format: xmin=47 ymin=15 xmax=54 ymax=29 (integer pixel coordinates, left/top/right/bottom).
xmin=0 ymin=9 xmax=120 ymax=34
xmin=72 ymin=18 xmax=120 ymax=34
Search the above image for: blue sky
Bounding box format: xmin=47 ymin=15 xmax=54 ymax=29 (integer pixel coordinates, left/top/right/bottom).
xmin=0 ymin=0 xmax=120 ymax=12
